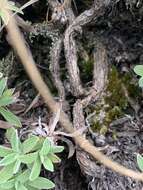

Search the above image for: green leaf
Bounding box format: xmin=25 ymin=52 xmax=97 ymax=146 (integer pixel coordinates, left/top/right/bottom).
xmin=39 ymin=154 xmax=44 ymax=163
xmin=6 ymin=127 xmax=16 ymax=142
xmin=30 ymin=138 xmax=44 ymax=152
xmin=0 ymin=78 xmax=7 ymax=96
xmin=15 ymin=181 xmax=28 ymax=190
xmin=2 ymin=189 xmax=14 ymax=190
xmin=0 ymin=179 xmax=15 ymax=189
xmin=28 ymin=177 xmax=55 ymax=189
xmin=25 ymin=186 xmax=38 ymax=190
xmin=2 ymin=89 xmax=15 ymax=97
xmin=6 ymin=129 xmax=21 ymax=157
xmin=137 ymin=154 xmax=143 ymax=172
xmin=134 ymin=65 xmax=143 ymax=76
xmin=0 ymin=108 xmax=21 ymax=128
xmin=42 ymin=157 xmax=54 ymax=172
xmin=139 ymin=77 xmax=143 ymax=87
xmin=17 ymin=170 xmax=30 ymax=183
xmin=29 ymin=156 xmax=41 ymax=181
xmin=14 ymin=180 xmax=19 ymax=190
xmin=0 ymin=189 xmax=14 ymax=190
xmin=19 ymin=184 xmax=28 ymax=190
xmin=0 ymin=163 xmax=15 ymax=183
xmin=7 ymin=128 xmax=20 ymax=152
xmin=19 ymin=152 xmax=38 ymax=164
xmin=50 ymin=146 xmax=64 ymax=153
xmin=0 ymin=153 xmax=17 ymax=166
xmin=0 ymin=145 xmax=13 ymax=157
xmin=22 ymin=136 xmax=39 ymax=154
xmin=48 ymin=153 xmax=61 ymax=163
xmin=39 ymin=138 xmax=51 ymax=156
xmin=0 ymin=96 xmax=13 ymax=106
xmin=13 ymin=160 xmax=21 ymax=174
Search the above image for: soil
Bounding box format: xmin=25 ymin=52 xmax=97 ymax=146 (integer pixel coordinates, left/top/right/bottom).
xmin=1 ymin=0 xmax=143 ymax=189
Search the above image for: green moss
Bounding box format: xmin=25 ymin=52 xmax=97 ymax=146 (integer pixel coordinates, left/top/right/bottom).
xmin=100 ymin=125 xmax=108 ymax=135
xmin=105 ymin=66 xmax=128 ymax=109
xmin=104 ymin=106 xmax=123 ymax=124
xmin=79 ymin=58 xmax=94 ymax=82
xmin=91 ymin=66 xmax=141 ymax=134
xmin=121 ymin=72 xmax=141 ymax=100
xmin=92 ymin=121 xmax=101 ymax=131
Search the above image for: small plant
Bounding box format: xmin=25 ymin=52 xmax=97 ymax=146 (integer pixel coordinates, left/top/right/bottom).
xmin=0 ymin=170 xmax=55 ymax=190
xmin=0 ymin=127 xmax=64 ymax=190
xmin=134 ymin=65 xmax=143 ymax=87
xmin=0 ymin=77 xmax=21 ymax=127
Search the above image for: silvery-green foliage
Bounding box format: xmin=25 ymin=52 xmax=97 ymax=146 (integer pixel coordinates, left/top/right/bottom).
xmin=0 ymin=127 xmax=64 ymax=190
xmin=0 ymin=77 xmax=21 ymax=127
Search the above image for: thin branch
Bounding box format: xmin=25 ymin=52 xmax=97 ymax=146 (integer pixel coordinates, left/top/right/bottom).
xmin=49 ymin=38 xmax=66 ymax=100
xmin=93 ymin=40 xmax=108 ymax=93
xmin=64 ymin=27 xmax=84 ymax=96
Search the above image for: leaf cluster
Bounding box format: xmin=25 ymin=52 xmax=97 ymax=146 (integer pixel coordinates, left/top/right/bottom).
xmin=0 ymin=77 xmax=21 ymax=127
xmin=0 ymin=127 xmax=64 ymax=190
